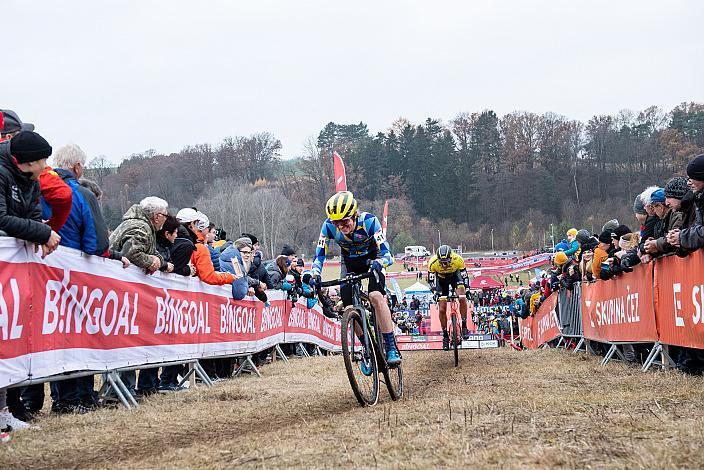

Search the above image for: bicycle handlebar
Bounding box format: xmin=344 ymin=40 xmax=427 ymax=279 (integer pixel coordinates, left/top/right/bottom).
xmin=320 ymin=271 xmax=374 ymax=288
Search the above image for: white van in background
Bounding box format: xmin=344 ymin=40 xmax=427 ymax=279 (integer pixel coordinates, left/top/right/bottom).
xmin=404 ymin=245 xmax=431 ymax=257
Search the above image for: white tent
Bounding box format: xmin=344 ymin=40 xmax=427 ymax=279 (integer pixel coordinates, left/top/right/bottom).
xmin=404 ymin=282 xmax=431 ymax=295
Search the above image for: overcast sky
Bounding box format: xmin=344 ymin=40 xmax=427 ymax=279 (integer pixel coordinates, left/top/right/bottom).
xmin=2 ymin=0 xmax=702 ymax=164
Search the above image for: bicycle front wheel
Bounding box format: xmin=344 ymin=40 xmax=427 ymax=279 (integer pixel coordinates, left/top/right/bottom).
xmin=382 ymin=356 xmax=404 ymax=401
xmin=341 ymin=307 xmax=379 ymax=406
xmin=451 ymin=312 xmax=459 ymax=367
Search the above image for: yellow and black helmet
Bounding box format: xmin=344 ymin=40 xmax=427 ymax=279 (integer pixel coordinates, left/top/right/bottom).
xmin=325 ymin=191 xmax=358 ymax=221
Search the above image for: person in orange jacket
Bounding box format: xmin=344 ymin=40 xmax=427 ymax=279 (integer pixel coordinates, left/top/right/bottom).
xmin=191 ymin=211 xmax=234 ymax=285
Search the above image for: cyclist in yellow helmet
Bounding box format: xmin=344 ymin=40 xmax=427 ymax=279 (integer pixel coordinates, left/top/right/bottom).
xmin=428 ymin=245 xmax=471 ymax=350
xmin=311 ymin=191 xmax=400 ymax=366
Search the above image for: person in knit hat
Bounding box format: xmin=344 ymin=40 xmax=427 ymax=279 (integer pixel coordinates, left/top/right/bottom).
xmin=643 ymin=188 xmax=682 ymax=257
xmin=564 ymin=228 xmax=580 ymax=259
xmin=592 ymin=230 xmax=613 ymax=280
xmin=0 ymin=130 xmax=62 ymax=432
xmin=661 ymin=176 xmax=696 ymax=257
xmin=668 ymin=154 xmax=704 ymax=250
xmin=0 ymin=111 xmax=73 ymax=235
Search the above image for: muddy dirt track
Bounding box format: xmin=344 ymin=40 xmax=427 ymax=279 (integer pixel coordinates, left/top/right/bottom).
xmin=2 ymin=348 xmax=704 ymax=469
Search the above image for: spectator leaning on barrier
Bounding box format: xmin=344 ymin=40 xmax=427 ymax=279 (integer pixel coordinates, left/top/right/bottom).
xmin=643 ymin=188 xmax=682 ymax=258
xmin=156 ymin=215 xmax=181 ymax=272
xmin=592 ymin=230 xmax=613 ymax=280
xmin=1 ymin=111 xmax=73 ymax=237
xmin=266 ymin=254 xmax=290 ymax=289
xmin=0 ymin=130 xmax=60 ymax=431
xmin=241 ymin=232 xmax=273 ymax=289
xmin=190 ymin=212 xmax=235 ymax=286
xmin=109 ymin=196 xmax=171 ymax=274
xmin=36 ymin=144 xmax=131 ymax=414
xmin=638 ymin=186 xmax=660 ymax=255
xmin=661 ymin=176 xmax=696 ymax=258
xmin=633 ymin=195 xmax=648 ymax=233
xmin=668 ymin=154 xmax=704 ymax=251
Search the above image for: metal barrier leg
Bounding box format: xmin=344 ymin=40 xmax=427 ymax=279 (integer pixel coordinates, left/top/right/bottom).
xmin=178 ymin=364 xmax=197 ymax=387
xmin=106 ymin=372 xmax=133 ymax=410
xmin=314 ymin=345 xmax=323 ymax=356
xmin=556 ymin=337 xmax=564 ymax=348
xmin=112 ymin=371 xmax=139 ymax=407
xmin=274 ymin=344 xmax=289 ymax=363
xmin=662 ymin=344 xmax=676 ymax=369
xmin=613 ymin=346 xmax=627 ymax=362
xmin=573 ymin=338 xmax=585 ymax=354
xmin=234 ymin=355 xmax=261 ymax=378
xmin=601 ymin=344 xmax=618 ymax=366
xmin=297 ymin=343 xmax=311 ymax=358
xmin=642 ymin=343 xmax=662 ymax=372
xmin=193 ymin=361 xmax=214 ymax=387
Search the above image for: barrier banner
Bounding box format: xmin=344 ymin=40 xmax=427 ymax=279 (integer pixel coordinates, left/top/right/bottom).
xmin=0 ymin=239 xmax=339 ymax=387
xmin=581 ymin=262 xmax=657 ymax=342
xmin=0 ymin=240 xmax=32 ymax=387
xmin=518 ymin=317 xmax=535 ymax=349
xmin=558 ymin=283 xmax=583 ymax=337
xmin=534 ymin=293 xmax=560 ymax=346
xmin=281 ymin=299 xmax=342 ymax=351
xmin=519 ymin=293 xmax=559 ymax=349
xmin=654 ymin=251 xmax=704 ymax=349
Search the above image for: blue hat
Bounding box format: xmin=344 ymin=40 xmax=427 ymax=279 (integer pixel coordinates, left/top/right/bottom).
xmin=650 ymin=188 xmax=666 ymax=204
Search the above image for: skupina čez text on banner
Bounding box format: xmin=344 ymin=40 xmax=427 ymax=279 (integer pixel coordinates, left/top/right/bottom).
xmin=0 ymin=238 xmax=341 ymax=388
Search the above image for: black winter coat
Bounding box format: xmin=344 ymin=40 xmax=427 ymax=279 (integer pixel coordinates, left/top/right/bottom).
xmin=0 ymin=143 xmax=51 ymax=244
xmin=169 ymin=225 xmax=196 ymax=276
xmin=248 ymin=251 xmax=273 ymax=288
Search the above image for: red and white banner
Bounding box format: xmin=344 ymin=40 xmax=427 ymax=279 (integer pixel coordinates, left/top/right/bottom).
xmin=518 ymin=292 xmax=560 ymax=349
xmin=654 ymin=251 xmax=704 ymax=349
xmin=0 ymin=239 xmax=340 ymax=387
xmin=581 ymin=262 xmax=658 ymax=343
xmin=333 ymin=151 xmax=347 ymax=192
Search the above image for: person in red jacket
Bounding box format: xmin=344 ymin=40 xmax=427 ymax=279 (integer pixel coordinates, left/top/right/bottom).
xmin=38 ymin=166 xmax=72 ymax=232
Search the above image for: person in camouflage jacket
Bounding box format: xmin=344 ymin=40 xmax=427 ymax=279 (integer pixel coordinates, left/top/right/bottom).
xmin=109 ymin=197 xmax=170 ymax=273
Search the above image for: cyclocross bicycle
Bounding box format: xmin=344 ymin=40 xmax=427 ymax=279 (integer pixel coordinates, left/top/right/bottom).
xmin=320 ymin=271 xmax=403 ymax=406
xmin=437 ymin=286 xmax=461 ymax=367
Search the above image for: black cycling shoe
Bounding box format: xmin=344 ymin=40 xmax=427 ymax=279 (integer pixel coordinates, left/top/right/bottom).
xmin=442 ymin=335 xmax=450 ymax=351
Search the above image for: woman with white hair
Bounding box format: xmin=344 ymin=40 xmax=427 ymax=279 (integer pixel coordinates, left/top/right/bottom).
xmin=109 ymin=196 xmax=172 ymax=274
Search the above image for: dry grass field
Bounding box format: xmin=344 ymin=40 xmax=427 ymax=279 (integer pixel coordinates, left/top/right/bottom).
xmin=2 ymin=348 xmax=704 ymax=469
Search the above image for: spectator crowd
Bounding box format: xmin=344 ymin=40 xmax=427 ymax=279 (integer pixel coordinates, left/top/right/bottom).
xmin=510 ymin=153 xmax=704 ymax=371
xmin=0 ymin=110 xmax=323 ymax=432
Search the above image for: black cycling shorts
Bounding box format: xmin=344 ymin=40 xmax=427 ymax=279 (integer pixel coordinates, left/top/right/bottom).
xmin=435 ymin=272 xmax=463 ymax=298
xmin=340 ymin=254 xmax=385 ymax=306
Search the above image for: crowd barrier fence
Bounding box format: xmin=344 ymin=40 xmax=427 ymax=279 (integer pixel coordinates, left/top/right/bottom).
xmin=517 ymin=250 xmax=704 ymax=371
xmin=0 ymin=238 xmax=342 ymax=393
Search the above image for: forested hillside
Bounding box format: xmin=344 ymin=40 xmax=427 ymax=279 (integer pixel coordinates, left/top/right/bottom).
xmin=87 ymin=102 xmax=704 ymax=257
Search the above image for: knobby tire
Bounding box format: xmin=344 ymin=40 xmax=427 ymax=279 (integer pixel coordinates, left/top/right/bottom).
xmin=341 ymin=307 xmax=379 ymax=407
xmin=451 ymin=311 xmax=459 ymax=367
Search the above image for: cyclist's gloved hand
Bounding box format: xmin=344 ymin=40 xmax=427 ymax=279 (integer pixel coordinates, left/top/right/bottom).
xmin=368 ymin=259 xmax=383 ymax=274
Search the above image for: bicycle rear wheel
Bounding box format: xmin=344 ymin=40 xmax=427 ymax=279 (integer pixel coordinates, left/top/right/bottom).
xmin=451 ymin=311 xmax=459 ymax=367
xmin=341 ymin=307 xmax=379 ymax=406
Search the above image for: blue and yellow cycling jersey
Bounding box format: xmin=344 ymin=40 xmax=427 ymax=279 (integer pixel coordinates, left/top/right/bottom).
xmin=312 ymin=211 xmax=394 ymax=276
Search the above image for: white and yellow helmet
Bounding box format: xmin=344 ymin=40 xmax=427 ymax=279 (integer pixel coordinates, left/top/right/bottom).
xmin=325 ymin=191 xmax=358 ymax=221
